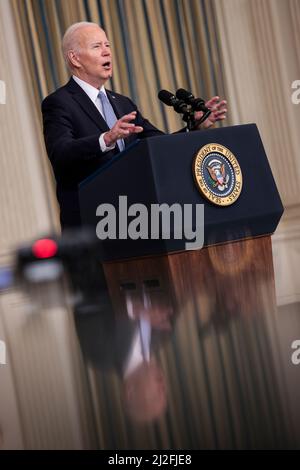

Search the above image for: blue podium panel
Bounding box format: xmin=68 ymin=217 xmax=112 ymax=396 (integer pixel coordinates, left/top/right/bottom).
xmin=79 ymin=124 xmax=283 ymax=260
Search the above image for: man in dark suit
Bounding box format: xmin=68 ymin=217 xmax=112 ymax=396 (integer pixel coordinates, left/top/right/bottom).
xmin=42 ymin=22 xmax=227 ymax=229
xmin=75 ymin=304 xmax=168 ymax=424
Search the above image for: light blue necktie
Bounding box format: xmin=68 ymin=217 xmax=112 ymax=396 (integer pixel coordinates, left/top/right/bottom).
xmin=98 ymin=90 xmax=125 ymax=151
xmin=139 ymin=316 xmax=151 ymax=362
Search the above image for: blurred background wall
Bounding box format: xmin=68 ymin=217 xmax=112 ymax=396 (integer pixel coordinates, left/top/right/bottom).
xmin=0 ymin=0 xmax=299 ymax=449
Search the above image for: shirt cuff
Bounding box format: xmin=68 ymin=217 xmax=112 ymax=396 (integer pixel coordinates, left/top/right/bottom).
xmin=99 ymin=132 xmax=116 ymax=152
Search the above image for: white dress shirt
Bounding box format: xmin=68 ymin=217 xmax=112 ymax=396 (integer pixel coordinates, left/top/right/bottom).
xmin=72 ymin=75 xmax=116 ymax=152
xmin=123 ymin=316 xmax=152 ymax=378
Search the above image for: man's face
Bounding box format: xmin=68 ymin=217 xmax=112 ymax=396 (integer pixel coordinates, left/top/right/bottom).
xmin=123 ymin=361 xmax=167 ymax=423
xmin=71 ymin=25 xmax=112 ymax=88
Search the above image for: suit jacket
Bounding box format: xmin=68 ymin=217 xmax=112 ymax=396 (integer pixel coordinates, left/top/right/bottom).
xmin=74 ymin=308 xmax=139 ymax=374
xmin=74 ymin=308 xmax=165 ymax=377
xmin=42 ymin=77 xmax=164 ymax=228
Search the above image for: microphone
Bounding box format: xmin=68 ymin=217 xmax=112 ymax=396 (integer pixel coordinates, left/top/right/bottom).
xmin=158 ymin=89 xmax=188 ymax=114
xmin=176 ymin=88 xmax=212 ymax=126
xmin=176 ymin=88 xmax=208 ymax=112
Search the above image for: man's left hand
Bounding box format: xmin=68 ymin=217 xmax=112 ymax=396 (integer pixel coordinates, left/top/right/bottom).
xmin=194 ymin=96 xmax=227 ymax=130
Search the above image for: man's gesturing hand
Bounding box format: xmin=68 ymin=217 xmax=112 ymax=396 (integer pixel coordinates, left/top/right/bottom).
xmin=194 ymin=96 xmax=227 ymax=130
xmin=104 ymin=111 xmax=143 ymax=147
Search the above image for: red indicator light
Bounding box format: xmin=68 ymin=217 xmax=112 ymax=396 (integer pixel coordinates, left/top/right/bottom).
xmin=32 ymin=239 xmax=58 ymax=259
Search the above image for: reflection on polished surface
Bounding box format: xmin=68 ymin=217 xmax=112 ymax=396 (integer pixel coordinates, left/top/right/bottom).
xmin=75 ymin=306 xmax=168 ymax=425
xmin=72 ymin=236 xmax=299 ymax=448
xmin=1 ymin=235 xmax=300 ymax=449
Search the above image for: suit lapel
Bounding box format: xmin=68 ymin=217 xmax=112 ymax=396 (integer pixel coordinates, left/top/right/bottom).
xmin=66 ymin=78 xmax=133 ymax=150
xmin=107 ymin=90 xmax=133 ymax=149
xmin=66 ymin=78 xmax=109 ymax=132
xmin=106 ymin=90 xmax=122 ymax=118
xmin=106 ymin=90 xmax=135 ymax=148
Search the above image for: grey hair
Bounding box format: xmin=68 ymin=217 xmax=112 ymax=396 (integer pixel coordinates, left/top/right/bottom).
xmin=62 ymin=21 xmax=100 ymax=70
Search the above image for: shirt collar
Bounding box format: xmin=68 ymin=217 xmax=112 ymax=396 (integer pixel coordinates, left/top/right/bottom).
xmin=72 ymin=75 xmax=107 ymax=103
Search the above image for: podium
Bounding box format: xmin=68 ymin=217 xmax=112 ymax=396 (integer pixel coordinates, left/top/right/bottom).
xmin=76 ymin=126 xmax=295 ymax=447
xmin=79 ymin=124 xmax=283 ymax=261
xmin=78 ymin=123 xmax=283 ymax=329
xmin=78 ymin=123 xmax=284 ymax=332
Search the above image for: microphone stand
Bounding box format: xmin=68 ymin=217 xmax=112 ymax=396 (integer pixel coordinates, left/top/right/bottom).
xmin=182 ymin=108 xmax=212 ymax=132
xmin=157 ymin=89 xmax=212 ymax=132
xmin=182 ymin=109 xmax=196 ymax=132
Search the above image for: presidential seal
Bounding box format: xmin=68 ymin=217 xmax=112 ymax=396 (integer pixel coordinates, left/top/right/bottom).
xmin=193 ymin=143 xmax=242 ymax=206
